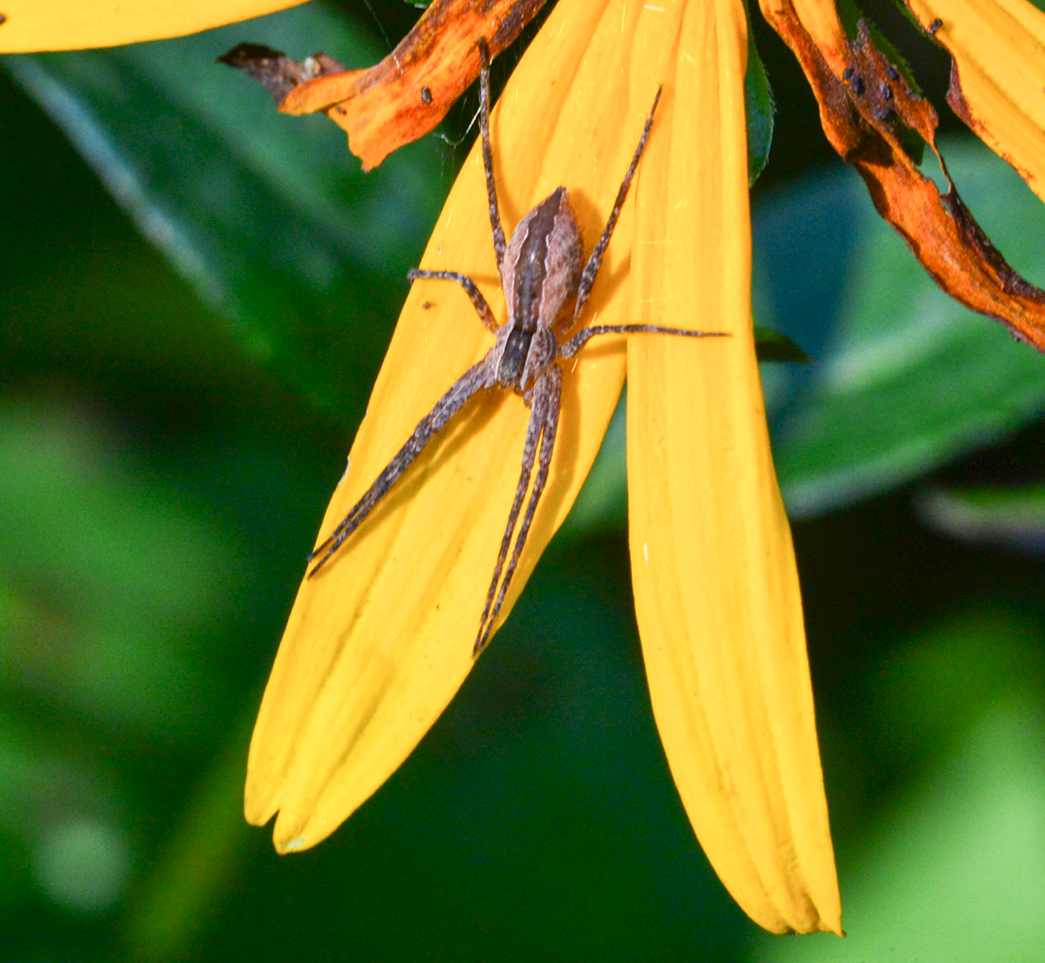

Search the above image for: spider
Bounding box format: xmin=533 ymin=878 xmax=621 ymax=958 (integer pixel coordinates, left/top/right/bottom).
xmin=308 ymin=40 xmax=726 ymax=657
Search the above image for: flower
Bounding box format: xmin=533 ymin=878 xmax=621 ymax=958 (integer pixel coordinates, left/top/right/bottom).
xmin=244 ymin=0 xmax=842 ymax=935
xmin=8 ymin=0 xmax=1045 ymax=941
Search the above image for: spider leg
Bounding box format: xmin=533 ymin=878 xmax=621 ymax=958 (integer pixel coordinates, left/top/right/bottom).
xmin=308 ymin=357 xmax=493 ymax=576
xmin=572 ymin=86 xmax=663 ymax=325
xmin=472 ymin=371 xmax=547 ymax=653
xmin=474 ymin=365 xmax=562 ymax=657
xmin=561 ymin=324 xmax=728 ymax=358
xmin=477 ymin=39 xmax=507 ymax=282
xmin=407 ymin=268 xmax=499 ymax=333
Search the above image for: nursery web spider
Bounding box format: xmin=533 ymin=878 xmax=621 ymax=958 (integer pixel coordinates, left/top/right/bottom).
xmin=308 ymin=40 xmax=727 ymax=656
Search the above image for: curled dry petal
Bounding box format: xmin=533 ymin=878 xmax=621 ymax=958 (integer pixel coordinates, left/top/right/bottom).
xmin=246 ymin=0 xmax=663 ymax=853
xmin=759 ymin=0 xmax=1045 ymax=351
xmin=275 ymin=0 xmax=550 ymax=170
xmin=217 ymin=43 xmax=351 ymax=107
xmin=626 ymin=0 xmax=841 ymax=935
xmin=0 ymin=0 xmax=306 ymax=52
xmin=904 ymin=0 xmax=1045 ymax=204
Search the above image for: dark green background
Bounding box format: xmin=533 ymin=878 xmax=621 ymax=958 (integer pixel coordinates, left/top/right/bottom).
xmin=2 ymin=1 xmax=1044 ymax=960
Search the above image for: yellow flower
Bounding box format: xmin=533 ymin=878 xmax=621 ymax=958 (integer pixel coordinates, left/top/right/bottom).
xmin=247 ymin=0 xmax=842 ymax=935
xmin=8 ymin=0 xmax=1045 ymax=940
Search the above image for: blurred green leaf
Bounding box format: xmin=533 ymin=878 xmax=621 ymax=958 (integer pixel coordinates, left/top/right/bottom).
xmin=123 ymin=706 xmax=257 ymax=963
xmin=0 ymin=399 xmax=242 ymax=741
xmin=0 ymin=708 xmax=135 ymax=914
xmin=754 ymin=325 xmax=809 ymax=362
xmin=560 ymin=394 xmax=628 ymax=539
xmin=756 ymin=606 xmax=1045 ymax=963
xmin=873 ymin=608 xmax=1045 ymax=759
xmin=916 ymin=483 xmax=1045 ymax=552
xmin=744 ymin=8 xmax=775 ymax=186
xmin=756 ymin=135 xmax=1045 ymax=516
xmin=763 ymin=708 xmax=1045 ymax=962
xmin=2 ymin=2 xmax=444 ymax=423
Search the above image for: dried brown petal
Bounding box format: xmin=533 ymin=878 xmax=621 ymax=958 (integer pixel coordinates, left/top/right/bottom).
xmin=277 ymin=0 xmax=549 ymax=170
xmin=217 ymin=43 xmax=349 ymax=105
xmin=759 ymin=5 xmax=1045 ymax=351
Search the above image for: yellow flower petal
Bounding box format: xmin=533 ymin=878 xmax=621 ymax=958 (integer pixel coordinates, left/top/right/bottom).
xmin=906 ymin=0 xmax=1045 ymax=203
xmin=626 ymin=0 xmax=842 ymax=936
xmin=0 ymin=0 xmax=306 ymax=52
xmin=246 ymin=0 xmax=675 ymax=852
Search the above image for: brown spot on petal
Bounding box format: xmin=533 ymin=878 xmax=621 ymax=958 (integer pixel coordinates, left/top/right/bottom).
xmin=760 ymin=10 xmax=1045 ymax=351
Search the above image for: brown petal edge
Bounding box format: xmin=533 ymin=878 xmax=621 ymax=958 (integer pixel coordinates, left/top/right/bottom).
xmin=760 ymin=7 xmax=1045 ymax=352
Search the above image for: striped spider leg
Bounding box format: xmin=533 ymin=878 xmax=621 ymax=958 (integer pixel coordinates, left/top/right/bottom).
xmin=308 ymin=39 xmax=728 ymax=657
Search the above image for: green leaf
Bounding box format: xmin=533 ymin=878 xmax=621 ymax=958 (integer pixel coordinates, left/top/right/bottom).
xmin=756 ymin=134 xmax=1045 ymax=517
xmin=744 ymin=13 xmax=775 ymax=185
xmin=0 ymin=400 xmax=242 ymax=741
xmin=754 ymin=326 xmax=809 ymax=363
xmin=755 ymin=608 xmax=1045 ymax=963
xmin=559 ymin=395 xmax=628 ymax=539
xmin=916 ymin=484 xmax=1045 ymax=553
xmin=2 ymin=3 xmax=444 ymax=424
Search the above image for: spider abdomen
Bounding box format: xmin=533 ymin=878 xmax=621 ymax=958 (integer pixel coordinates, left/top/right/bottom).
xmin=502 ymin=187 xmax=584 ymax=333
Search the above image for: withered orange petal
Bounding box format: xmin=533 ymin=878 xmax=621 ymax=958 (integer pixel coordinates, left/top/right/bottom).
xmin=762 ymin=0 xmax=1045 ymax=350
xmin=627 ymin=0 xmax=842 ymax=935
xmin=0 ymin=0 xmax=306 ymax=52
xmin=246 ymin=0 xmax=680 ymax=853
xmin=280 ymin=0 xmax=549 ymax=170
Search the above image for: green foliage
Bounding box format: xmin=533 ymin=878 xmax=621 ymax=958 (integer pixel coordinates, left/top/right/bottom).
xmin=758 ymin=136 xmax=1045 ymax=516
xmin=918 ymin=482 xmax=1045 ymax=551
xmin=0 ymin=402 xmax=239 ymax=740
xmin=4 ymin=2 xmax=444 ymax=422
xmin=744 ymin=21 xmax=775 ymax=186
xmin=758 ymin=609 xmax=1045 ymax=963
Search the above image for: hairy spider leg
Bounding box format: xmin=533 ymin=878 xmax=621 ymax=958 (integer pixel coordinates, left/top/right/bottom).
xmin=571 ymin=85 xmax=663 ymax=326
xmin=478 ymin=39 xmax=507 ymax=281
xmin=474 ymin=365 xmax=562 ymax=656
xmin=307 ymin=358 xmax=492 ymax=576
xmin=407 ymin=268 xmax=500 ymax=332
xmin=561 ymin=324 xmax=728 ymax=357
xmin=557 ymin=84 xmax=729 ymax=351
xmin=472 ymin=367 xmax=548 ymax=653
xmin=472 ymin=327 xmax=725 ymax=654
